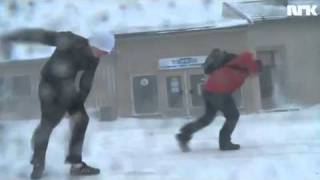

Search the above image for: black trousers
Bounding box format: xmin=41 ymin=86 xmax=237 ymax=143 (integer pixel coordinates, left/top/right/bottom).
xmin=179 ymin=91 xmax=240 ymax=143
xmin=31 ymin=79 xmax=89 ymax=165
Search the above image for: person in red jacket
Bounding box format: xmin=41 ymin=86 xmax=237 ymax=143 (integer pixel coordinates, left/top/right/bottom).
xmin=176 ymin=51 xmax=262 ymax=152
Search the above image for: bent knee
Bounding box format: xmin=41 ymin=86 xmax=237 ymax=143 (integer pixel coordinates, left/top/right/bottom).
xmin=72 ymin=111 xmax=89 ymax=124
xmin=198 ymin=116 xmax=214 ymax=126
xmin=226 ymin=111 xmax=240 ymax=121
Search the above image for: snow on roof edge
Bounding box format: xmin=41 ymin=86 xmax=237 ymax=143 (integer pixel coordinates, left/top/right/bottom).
xmin=113 ymin=19 xmax=249 ymax=36
xmin=225 ymin=1 xmax=288 ymax=22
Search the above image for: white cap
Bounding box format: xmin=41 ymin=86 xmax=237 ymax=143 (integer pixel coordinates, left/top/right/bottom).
xmin=88 ymin=31 xmax=115 ymax=52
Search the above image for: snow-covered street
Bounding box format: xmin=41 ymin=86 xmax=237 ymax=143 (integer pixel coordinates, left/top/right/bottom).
xmin=1 ymin=1 xmax=320 ymax=180
xmin=0 ymin=106 xmax=320 ymax=180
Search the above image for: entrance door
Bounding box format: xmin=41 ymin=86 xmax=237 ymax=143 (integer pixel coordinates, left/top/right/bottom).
xmin=166 ymin=76 xmax=184 ymax=109
xmin=132 ymin=75 xmax=159 ymax=115
xmin=257 ymin=50 xmax=288 ymax=110
xmin=189 ymin=74 xmax=206 ymax=107
xmin=162 ymin=68 xmax=245 ymax=117
xmin=187 ymin=70 xmax=243 ymax=115
xmin=187 ymin=70 xmax=206 ymax=116
xmin=162 ymin=71 xmax=188 ymax=116
xmin=163 ymin=70 xmax=206 ymax=117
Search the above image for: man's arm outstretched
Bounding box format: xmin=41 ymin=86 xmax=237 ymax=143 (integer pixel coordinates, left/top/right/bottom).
xmin=1 ymin=28 xmax=58 ymax=46
xmin=1 ymin=28 xmax=87 ymax=50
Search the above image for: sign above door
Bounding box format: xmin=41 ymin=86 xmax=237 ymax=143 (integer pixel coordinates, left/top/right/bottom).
xmin=159 ymin=56 xmax=206 ymax=70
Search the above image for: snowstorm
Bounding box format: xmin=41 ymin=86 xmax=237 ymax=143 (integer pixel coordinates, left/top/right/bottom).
xmin=1 ymin=0 xmax=320 ymax=180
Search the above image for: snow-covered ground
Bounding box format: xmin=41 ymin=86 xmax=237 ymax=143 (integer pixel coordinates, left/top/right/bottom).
xmin=1 ymin=106 xmax=320 ymax=180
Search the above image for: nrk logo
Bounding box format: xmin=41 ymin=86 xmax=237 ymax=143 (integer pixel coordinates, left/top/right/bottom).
xmin=287 ymin=5 xmax=319 ymax=16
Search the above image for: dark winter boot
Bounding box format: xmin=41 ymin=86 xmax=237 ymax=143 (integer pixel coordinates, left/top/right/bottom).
xmin=70 ymin=162 xmax=100 ymax=176
xmin=219 ymin=141 xmax=240 ymax=151
xmin=30 ymin=163 xmax=45 ymax=179
xmin=219 ymin=131 xmax=240 ymax=151
xmin=219 ymin=119 xmax=240 ymax=151
xmin=175 ymin=133 xmax=191 ymax=152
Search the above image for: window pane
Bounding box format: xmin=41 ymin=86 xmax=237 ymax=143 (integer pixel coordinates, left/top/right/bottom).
xmin=189 ymin=74 xmax=206 ymax=107
xmin=166 ymin=76 xmax=183 ymax=108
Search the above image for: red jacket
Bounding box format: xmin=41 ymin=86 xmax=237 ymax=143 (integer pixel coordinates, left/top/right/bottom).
xmin=203 ymin=51 xmax=259 ymax=94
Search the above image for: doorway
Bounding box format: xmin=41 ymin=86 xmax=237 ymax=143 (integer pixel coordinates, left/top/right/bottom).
xmin=257 ymin=50 xmax=288 ymax=110
xmin=132 ymin=75 xmax=159 ymax=115
xmin=162 ymin=69 xmax=206 ymax=116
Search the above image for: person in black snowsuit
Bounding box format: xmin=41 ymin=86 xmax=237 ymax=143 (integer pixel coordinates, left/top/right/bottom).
xmin=1 ymin=29 xmax=115 ymax=179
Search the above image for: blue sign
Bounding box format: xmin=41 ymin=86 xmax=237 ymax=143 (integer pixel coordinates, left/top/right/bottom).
xmin=159 ymin=56 xmax=206 ymax=70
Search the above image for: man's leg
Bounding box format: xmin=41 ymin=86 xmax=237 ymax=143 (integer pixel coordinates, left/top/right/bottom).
xmin=31 ymin=81 xmax=66 ymax=179
xmin=219 ymin=95 xmax=240 ymax=150
xmin=31 ymin=103 xmax=65 ymax=179
xmin=66 ymin=104 xmax=100 ymax=176
xmin=176 ymin=92 xmax=217 ymax=151
xmin=66 ymin=104 xmax=88 ymax=163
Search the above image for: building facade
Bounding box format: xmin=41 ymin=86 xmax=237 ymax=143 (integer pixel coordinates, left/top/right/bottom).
xmin=1 ymin=17 xmax=320 ymax=120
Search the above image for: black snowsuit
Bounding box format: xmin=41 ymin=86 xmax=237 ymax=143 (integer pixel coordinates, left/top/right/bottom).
xmin=3 ymin=29 xmax=99 ymax=165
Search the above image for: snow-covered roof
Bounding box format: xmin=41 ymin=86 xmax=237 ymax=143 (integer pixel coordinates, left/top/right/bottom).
xmin=0 ymin=0 xmax=249 ymax=36
xmin=289 ymin=0 xmax=320 ymax=5
xmin=0 ymin=0 xmax=309 ymax=60
xmin=224 ymin=1 xmax=287 ymax=22
xmin=0 ymin=0 xmax=251 ymax=60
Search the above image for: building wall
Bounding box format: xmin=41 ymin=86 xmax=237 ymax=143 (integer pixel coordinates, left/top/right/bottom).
xmin=0 ymin=59 xmax=45 ymax=119
xmin=0 ymin=56 xmax=117 ymax=120
xmin=115 ymin=28 xmax=249 ymax=117
xmin=86 ymin=55 xmax=117 ymax=109
xmin=247 ymin=17 xmax=320 ymax=106
xmin=2 ymin=17 xmax=320 ymax=119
